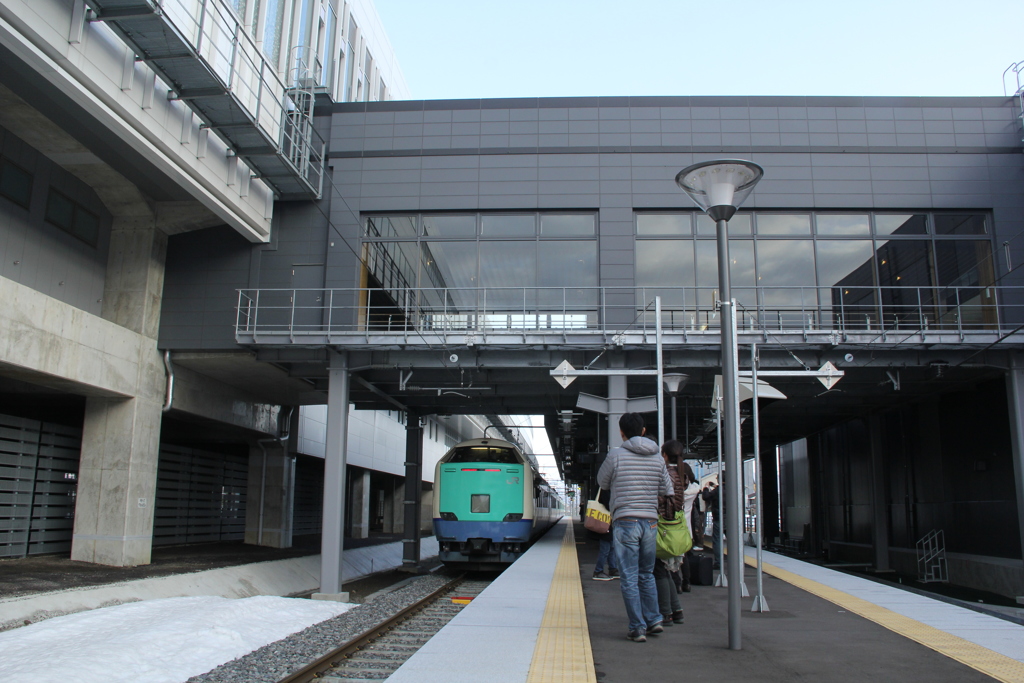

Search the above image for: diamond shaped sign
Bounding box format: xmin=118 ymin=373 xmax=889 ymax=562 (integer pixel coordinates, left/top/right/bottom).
xmin=554 ymin=360 xmax=576 ymax=389
xmin=818 ymin=361 xmax=843 ymax=390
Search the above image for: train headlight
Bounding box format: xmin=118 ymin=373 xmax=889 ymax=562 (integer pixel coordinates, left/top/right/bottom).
xmin=503 ymin=513 xmax=523 ymax=522
xmin=440 ymin=512 xmax=459 ymax=521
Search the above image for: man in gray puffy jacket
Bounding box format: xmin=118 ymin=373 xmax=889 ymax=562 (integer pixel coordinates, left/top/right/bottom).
xmin=597 ymin=413 xmax=673 ymax=642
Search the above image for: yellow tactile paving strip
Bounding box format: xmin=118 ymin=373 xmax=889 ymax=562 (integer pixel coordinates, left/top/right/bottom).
xmin=744 ymin=555 xmax=1024 ymax=683
xmin=526 ymin=523 xmax=597 ymax=683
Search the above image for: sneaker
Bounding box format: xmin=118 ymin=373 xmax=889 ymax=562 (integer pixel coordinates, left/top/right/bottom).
xmin=627 ymin=628 xmax=647 ymax=642
xmin=646 ymin=622 xmax=664 ymax=635
xmin=608 ymin=569 xmax=620 ymax=579
xmin=592 ymin=571 xmax=614 ymax=581
xmin=672 ymin=610 xmax=684 ymax=624
xmin=660 ymin=615 xmax=674 ymax=627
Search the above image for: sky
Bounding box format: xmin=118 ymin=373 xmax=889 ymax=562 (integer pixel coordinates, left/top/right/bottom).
xmin=374 ymin=0 xmax=1023 ymax=101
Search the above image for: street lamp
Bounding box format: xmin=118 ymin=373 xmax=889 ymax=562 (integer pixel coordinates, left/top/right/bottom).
xmin=663 ymin=373 xmax=688 ymax=441
xmin=675 ymin=159 xmax=763 ymax=651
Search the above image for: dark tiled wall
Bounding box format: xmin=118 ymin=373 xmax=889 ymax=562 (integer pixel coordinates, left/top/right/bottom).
xmin=160 ymin=96 xmax=1024 ymax=349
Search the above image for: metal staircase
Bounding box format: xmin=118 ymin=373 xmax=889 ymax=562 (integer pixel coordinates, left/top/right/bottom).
xmin=87 ymin=0 xmax=325 ymax=200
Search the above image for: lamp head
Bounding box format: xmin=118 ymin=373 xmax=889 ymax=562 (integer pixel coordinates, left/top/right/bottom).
xmin=662 ymin=373 xmax=689 ymax=395
xmin=675 ymin=160 xmax=763 ymax=220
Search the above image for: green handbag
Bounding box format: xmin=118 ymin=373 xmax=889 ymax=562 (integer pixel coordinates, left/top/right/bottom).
xmin=656 ymin=509 xmax=693 ymax=559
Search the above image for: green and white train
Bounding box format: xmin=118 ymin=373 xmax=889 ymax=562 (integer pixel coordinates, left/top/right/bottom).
xmin=432 ymin=438 xmax=564 ymax=569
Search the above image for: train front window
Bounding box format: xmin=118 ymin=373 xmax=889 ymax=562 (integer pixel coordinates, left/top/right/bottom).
xmin=471 ymin=494 xmax=490 ymax=513
xmin=447 ymin=446 xmax=521 ymax=464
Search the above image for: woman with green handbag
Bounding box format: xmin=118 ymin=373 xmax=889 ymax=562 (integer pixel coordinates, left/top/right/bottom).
xmin=654 ymin=440 xmax=693 ymax=625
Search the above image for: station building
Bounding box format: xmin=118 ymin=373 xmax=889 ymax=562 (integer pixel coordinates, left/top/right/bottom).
xmin=1 ymin=0 xmax=1023 ymax=601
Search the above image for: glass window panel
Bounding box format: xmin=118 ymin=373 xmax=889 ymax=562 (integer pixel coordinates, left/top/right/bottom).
xmin=423 ymin=215 xmax=476 ymax=237
xmin=934 ymin=214 xmax=986 ymax=235
xmin=365 ymin=215 xmax=417 ymax=238
xmin=542 ymin=214 xmax=595 ymax=236
xmin=728 ymin=240 xmax=756 ymax=312
xmin=637 ymin=214 xmax=691 ymax=236
xmin=816 ymin=241 xmax=875 ymax=289
xmin=756 ymin=241 xmax=817 ymax=324
xmin=73 ymin=208 xmax=99 ymax=246
xmin=364 ymin=241 xmax=420 ymax=290
xmin=421 ymin=241 xmax=478 ymax=290
xmin=539 ymin=241 xmax=597 ymax=288
xmin=261 ymin=0 xmax=286 ymax=64
xmin=45 ymin=190 xmax=74 ymax=230
xmin=876 ymin=240 xmax=933 ymax=329
xmin=817 ymin=241 xmax=877 ymax=331
xmin=697 ymin=213 xmax=751 ymax=235
xmin=934 ymin=240 xmax=996 ymax=329
xmin=934 ymin=240 xmax=994 ymax=288
xmin=0 ymin=159 xmax=32 ymax=208
xmin=539 ymin=241 xmax=598 ymax=320
xmin=636 ymin=240 xmax=694 ymax=309
xmin=816 ymin=215 xmax=870 ymax=236
xmin=481 ymin=214 xmax=536 ymax=236
xmin=756 ymin=214 xmax=811 ymax=235
xmin=471 ymin=494 xmax=490 ymax=513
xmin=875 ymin=214 xmax=926 ymax=235
xmin=480 ymin=241 xmax=535 ymax=311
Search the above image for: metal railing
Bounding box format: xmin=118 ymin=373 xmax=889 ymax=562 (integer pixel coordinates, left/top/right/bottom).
xmin=916 ymin=529 xmax=948 ymax=583
xmin=91 ymin=0 xmax=325 ymax=198
xmin=234 ymin=285 xmax=1015 ymax=342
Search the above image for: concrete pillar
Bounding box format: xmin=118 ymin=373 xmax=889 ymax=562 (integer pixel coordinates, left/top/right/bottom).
xmin=608 ymin=355 xmax=627 ymax=449
xmin=1005 ymin=356 xmax=1024 ymax=568
xmin=317 ymin=350 xmax=349 ymax=599
xmin=245 ymin=442 xmax=295 ymax=548
xmin=350 ymin=470 xmax=371 ymax=539
xmin=72 ymin=394 xmax=162 ymax=566
xmin=402 ymin=411 xmax=424 ymax=571
xmin=868 ymin=415 xmax=890 ymax=571
xmin=101 ymin=218 xmax=168 ymax=338
xmin=382 ymin=478 xmax=399 ymax=533
xmin=72 ymin=219 xmax=167 ymax=566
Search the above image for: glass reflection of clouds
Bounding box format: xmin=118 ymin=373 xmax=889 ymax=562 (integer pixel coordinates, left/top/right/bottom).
xmin=816 ymin=215 xmax=870 ymax=236
xmin=756 ymin=214 xmax=811 ymax=235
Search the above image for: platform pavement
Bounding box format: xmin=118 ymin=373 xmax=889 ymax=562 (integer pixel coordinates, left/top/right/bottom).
xmin=580 ymin=523 xmax=1024 ymax=683
xmin=387 ymin=518 xmax=590 ymax=683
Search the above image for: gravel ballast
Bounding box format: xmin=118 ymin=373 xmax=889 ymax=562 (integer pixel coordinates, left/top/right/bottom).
xmin=187 ymin=573 xmax=454 ymax=683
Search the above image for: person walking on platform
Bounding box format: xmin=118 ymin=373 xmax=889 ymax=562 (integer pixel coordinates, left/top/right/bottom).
xmin=592 ymin=488 xmax=620 ymax=580
xmin=702 ymin=477 xmax=724 ymax=569
xmin=675 ymin=461 xmax=701 ymax=593
xmin=654 ymin=440 xmax=686 ymax=625
xmin=597 ymin=413 xmax=673 ymax=642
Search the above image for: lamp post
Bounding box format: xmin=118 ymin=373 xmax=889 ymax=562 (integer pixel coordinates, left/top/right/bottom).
xmin=676 ymin=159 xmax=763 ymax=651
xmin=663 ymin=373 xmax=688 ymax=441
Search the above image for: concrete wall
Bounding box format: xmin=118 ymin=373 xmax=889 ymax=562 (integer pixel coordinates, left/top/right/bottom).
xmin=0 ymin=0 xmax=273 ymax=241
xmin=0 ymin=123 xmax=109 ymax=315
xmin=296 ymin=404 xmax=470 ymax=483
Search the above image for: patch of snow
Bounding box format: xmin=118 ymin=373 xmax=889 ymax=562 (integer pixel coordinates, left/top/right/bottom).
xmin=0 ymin=595 xmax=351 ymax=683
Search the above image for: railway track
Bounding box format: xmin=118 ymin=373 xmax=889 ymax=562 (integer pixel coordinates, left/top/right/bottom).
xmin=278 ymin=576 xmax=492 ymax=683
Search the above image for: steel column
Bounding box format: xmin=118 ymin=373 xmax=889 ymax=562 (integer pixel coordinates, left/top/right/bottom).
xmin=320 ymin=350 xmax=350 ymax=595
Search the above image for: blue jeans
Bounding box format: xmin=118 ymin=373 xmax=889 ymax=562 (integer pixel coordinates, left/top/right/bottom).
xmin=595 ymin=533 xmax=618 ymax=573
xmin=612 ymin=518 xmax=662 ymax=632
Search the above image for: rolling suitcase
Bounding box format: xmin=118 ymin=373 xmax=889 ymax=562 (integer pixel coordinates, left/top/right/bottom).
xmin=688 ymin=550 xmax=714 ymax=586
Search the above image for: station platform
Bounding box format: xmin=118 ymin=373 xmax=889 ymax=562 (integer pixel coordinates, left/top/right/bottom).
xmin=0 ymin=536 xmax=439 ymax=630
xmin=391 ymin=518 xmax=1024 ymax=683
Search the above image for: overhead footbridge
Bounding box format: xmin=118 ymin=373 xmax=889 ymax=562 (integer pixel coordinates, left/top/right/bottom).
xmin=86 ymin=0 xmax=324 ymax=199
